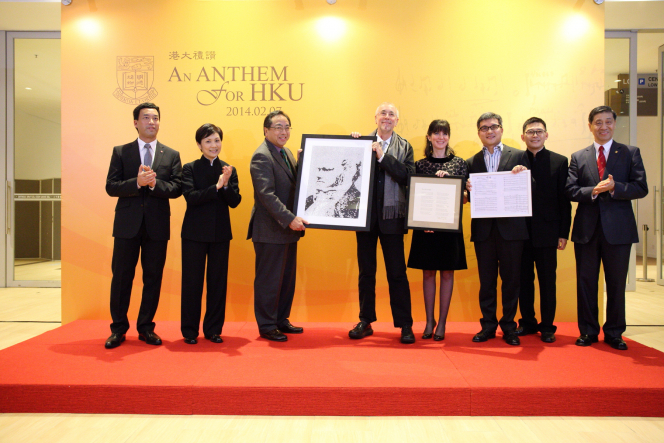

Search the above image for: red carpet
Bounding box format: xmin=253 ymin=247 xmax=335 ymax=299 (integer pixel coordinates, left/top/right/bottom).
xmin=1 ymin=321 xmax=663 ymax=416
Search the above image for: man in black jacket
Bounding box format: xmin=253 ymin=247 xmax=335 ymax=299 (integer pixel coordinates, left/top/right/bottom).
xmin=348 ymin=102 xmax=416 ymax=344
xmin=514 ymin=117 xmax=571 ymax=343
xmin=566 ymin=106 xmax=648 ymax=350
xmin=104 ymin=103 xmax=182 ymax=349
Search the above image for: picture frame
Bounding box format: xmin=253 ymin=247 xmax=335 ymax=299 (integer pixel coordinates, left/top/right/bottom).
xmin=405 ymin=174 xmax=465 ymax=233
xmin=294 ymin=134 xmax=376 ymax=231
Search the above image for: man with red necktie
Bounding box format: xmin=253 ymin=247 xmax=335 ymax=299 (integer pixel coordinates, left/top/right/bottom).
xmin=565 ymin=106 xmax=648 ymax=350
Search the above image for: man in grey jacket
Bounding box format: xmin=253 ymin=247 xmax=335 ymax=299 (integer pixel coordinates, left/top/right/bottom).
xmin=248 ymin=110 xmax=308 ymax=342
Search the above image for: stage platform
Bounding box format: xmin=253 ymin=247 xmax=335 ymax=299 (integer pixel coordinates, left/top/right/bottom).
xmin=1 ymin=320 xmax=663 ymax=417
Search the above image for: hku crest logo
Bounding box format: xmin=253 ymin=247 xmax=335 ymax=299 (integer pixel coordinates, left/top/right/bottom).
xmin=113 ymin=56 xmax=158 ymax=105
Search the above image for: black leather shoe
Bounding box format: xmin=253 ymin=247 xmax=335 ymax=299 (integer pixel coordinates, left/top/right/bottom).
xmin=138 ymin=331 xmax=162 ymax=346
xmin=472 ymin=330 xmax=496 ymax=342
xmin=205 ymin=334 xmax=223 ymax=343
xmin=433 ymin=333 xmax=445 ymax=341
xmin=401 ymin=326 xmax=415 ymax=344
xmin=503 ymin=333 xmax=520 ymax=346
xmin=604 ymin=336 xmax=628 ymax=350
xmin=105 ymin=333 xmax=125 ymax=349
xmin=515 ymin=326 xmax=538 ymax=336
xmin=349 ymin=321 xmax=373 ymax=339
xmin=184 ymin=337 xmax=197 ymax=345
xmin=278 ymin=320 xmax=303 ymax=334
xmin=541 ymin=332 xmax=556 ymax=343
xmin=575 ymin=334 xmax=599 ymax=347
xmin=260 ymin=329 xmax=287 ymax=342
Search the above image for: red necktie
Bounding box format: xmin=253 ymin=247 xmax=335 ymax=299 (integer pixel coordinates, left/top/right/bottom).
xmin=597 ymin=146 xmax=606 ymax=179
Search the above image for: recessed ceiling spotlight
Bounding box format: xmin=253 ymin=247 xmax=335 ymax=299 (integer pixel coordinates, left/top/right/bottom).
xmin=327 ymin=0 xmax=337 ymax=4
xmin=62 ymin=0 xmax=73 ymax=6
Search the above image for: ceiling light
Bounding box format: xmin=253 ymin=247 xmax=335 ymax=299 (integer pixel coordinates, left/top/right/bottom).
xmin=316 ymin=17 xmax=346 ymax=41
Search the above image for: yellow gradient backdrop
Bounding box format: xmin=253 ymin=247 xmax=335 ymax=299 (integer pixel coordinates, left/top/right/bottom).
xmin=61 ymin=0 xmax=604 ymax=325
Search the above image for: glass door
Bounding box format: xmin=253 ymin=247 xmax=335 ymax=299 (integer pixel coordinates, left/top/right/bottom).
xmin=5 ymin=32 xmax=61 ymax=287
xmin=658 ymin=44 xmax=664 ymax=285
xmin=605 ymin=31 xmax=638 ymax=291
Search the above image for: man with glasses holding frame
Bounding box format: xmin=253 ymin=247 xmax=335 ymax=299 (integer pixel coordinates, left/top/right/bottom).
xmin=511 ymin=117 xmax=571 ymax=344
xmin=248 ymin=110 xmax=308 ymax=342
xmin=466 ymin=112 xmax=528 ymax=346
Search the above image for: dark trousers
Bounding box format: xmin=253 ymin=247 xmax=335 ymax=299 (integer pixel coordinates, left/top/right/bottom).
xmin=519 ymin=241 xmax=558 ymax=333
xmin=253 ymin=242 xmax=298 ymax=333
xmin=180 ymin=239 xmax=230 ymax=339
xmin=574 ymin=221 xmax=631 ymax=339
xmin=474 ymin=222 xmax=523 ymax=334
xmin=109 ymin=221 xmax=168 ymax=335
xmin=356 ymin=228 xmax=413 ymax=328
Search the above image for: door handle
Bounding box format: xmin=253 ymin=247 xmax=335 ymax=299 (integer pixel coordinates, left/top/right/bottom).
xmin=6 ymin=181 xmax=11 ymax=235
xmin=654 ymin=186 xmax=658 ymax=234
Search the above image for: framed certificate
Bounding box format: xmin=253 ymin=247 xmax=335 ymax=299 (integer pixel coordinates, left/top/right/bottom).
xmin=294 ymin=134 xmax=376 ymax=231
xmin=406 ymin=174 xmax=465 ymax=232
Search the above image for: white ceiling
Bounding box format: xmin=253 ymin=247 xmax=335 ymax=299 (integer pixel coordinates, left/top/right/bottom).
xmin=13 ymin=38 xmax=61 ymax=124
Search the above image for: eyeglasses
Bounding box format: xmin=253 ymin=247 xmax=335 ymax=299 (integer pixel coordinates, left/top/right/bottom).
xmin=479 ymin=124 xmax=502 ymax=133
xmin=524 ymin=129 xmax=546 ymax=136
xmin=270 ymin=125 xmax=291 ymax=132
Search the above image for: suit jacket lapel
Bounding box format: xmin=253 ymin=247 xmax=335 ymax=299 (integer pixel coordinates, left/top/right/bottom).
xmin=284 ymin=148 xmax=297 ymax=175
xmin=497 ymin=145 xmax=512 ymax=171
xmin=268 ymin=142 xmax=294 ymax=181
xmin=152 ymin=141 xmax=165 ymax=170
xmin=130 ymin=140 xmax=142 ymax=172
xmin=605 ymin=142 xmax=623 ymax=180
xmin=585 ymin=144 xmax=600 ymax=183
xmin=474 ymin=151 xmax=488 ymax=173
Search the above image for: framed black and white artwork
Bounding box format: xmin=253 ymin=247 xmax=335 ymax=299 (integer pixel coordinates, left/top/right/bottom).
xmin=294 ymin=134 xmax=376 ymax=231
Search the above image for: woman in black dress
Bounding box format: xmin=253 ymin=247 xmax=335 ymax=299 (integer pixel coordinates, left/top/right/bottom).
xmin=407 ymin=120 xmax=467 ymax=341
xmin=180 ymin=123 xmax=241 ymax=344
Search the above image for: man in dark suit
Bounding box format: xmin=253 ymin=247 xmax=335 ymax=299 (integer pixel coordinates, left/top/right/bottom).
xmin=566 ymin=106 xmax=648 ymax=350
xmin=104 ymin=102 xmax=182 ymax=349
xmin=248 ymin=110 xmax=308 ymax=342
xmin=467 ymin=112 xmax=528 ymax=346
xmin=513 ymin=117 xmax=572 ymax=343
xmin=348 ymin=102 xmax=416 ymax=344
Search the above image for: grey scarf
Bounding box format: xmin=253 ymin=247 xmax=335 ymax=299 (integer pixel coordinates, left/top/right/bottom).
xmin=380 ymin=135 xmax=407 ymax=220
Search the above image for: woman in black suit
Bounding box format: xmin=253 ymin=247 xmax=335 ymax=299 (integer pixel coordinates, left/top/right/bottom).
xmin=181 ymin=123 xmax=241 ymax=344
